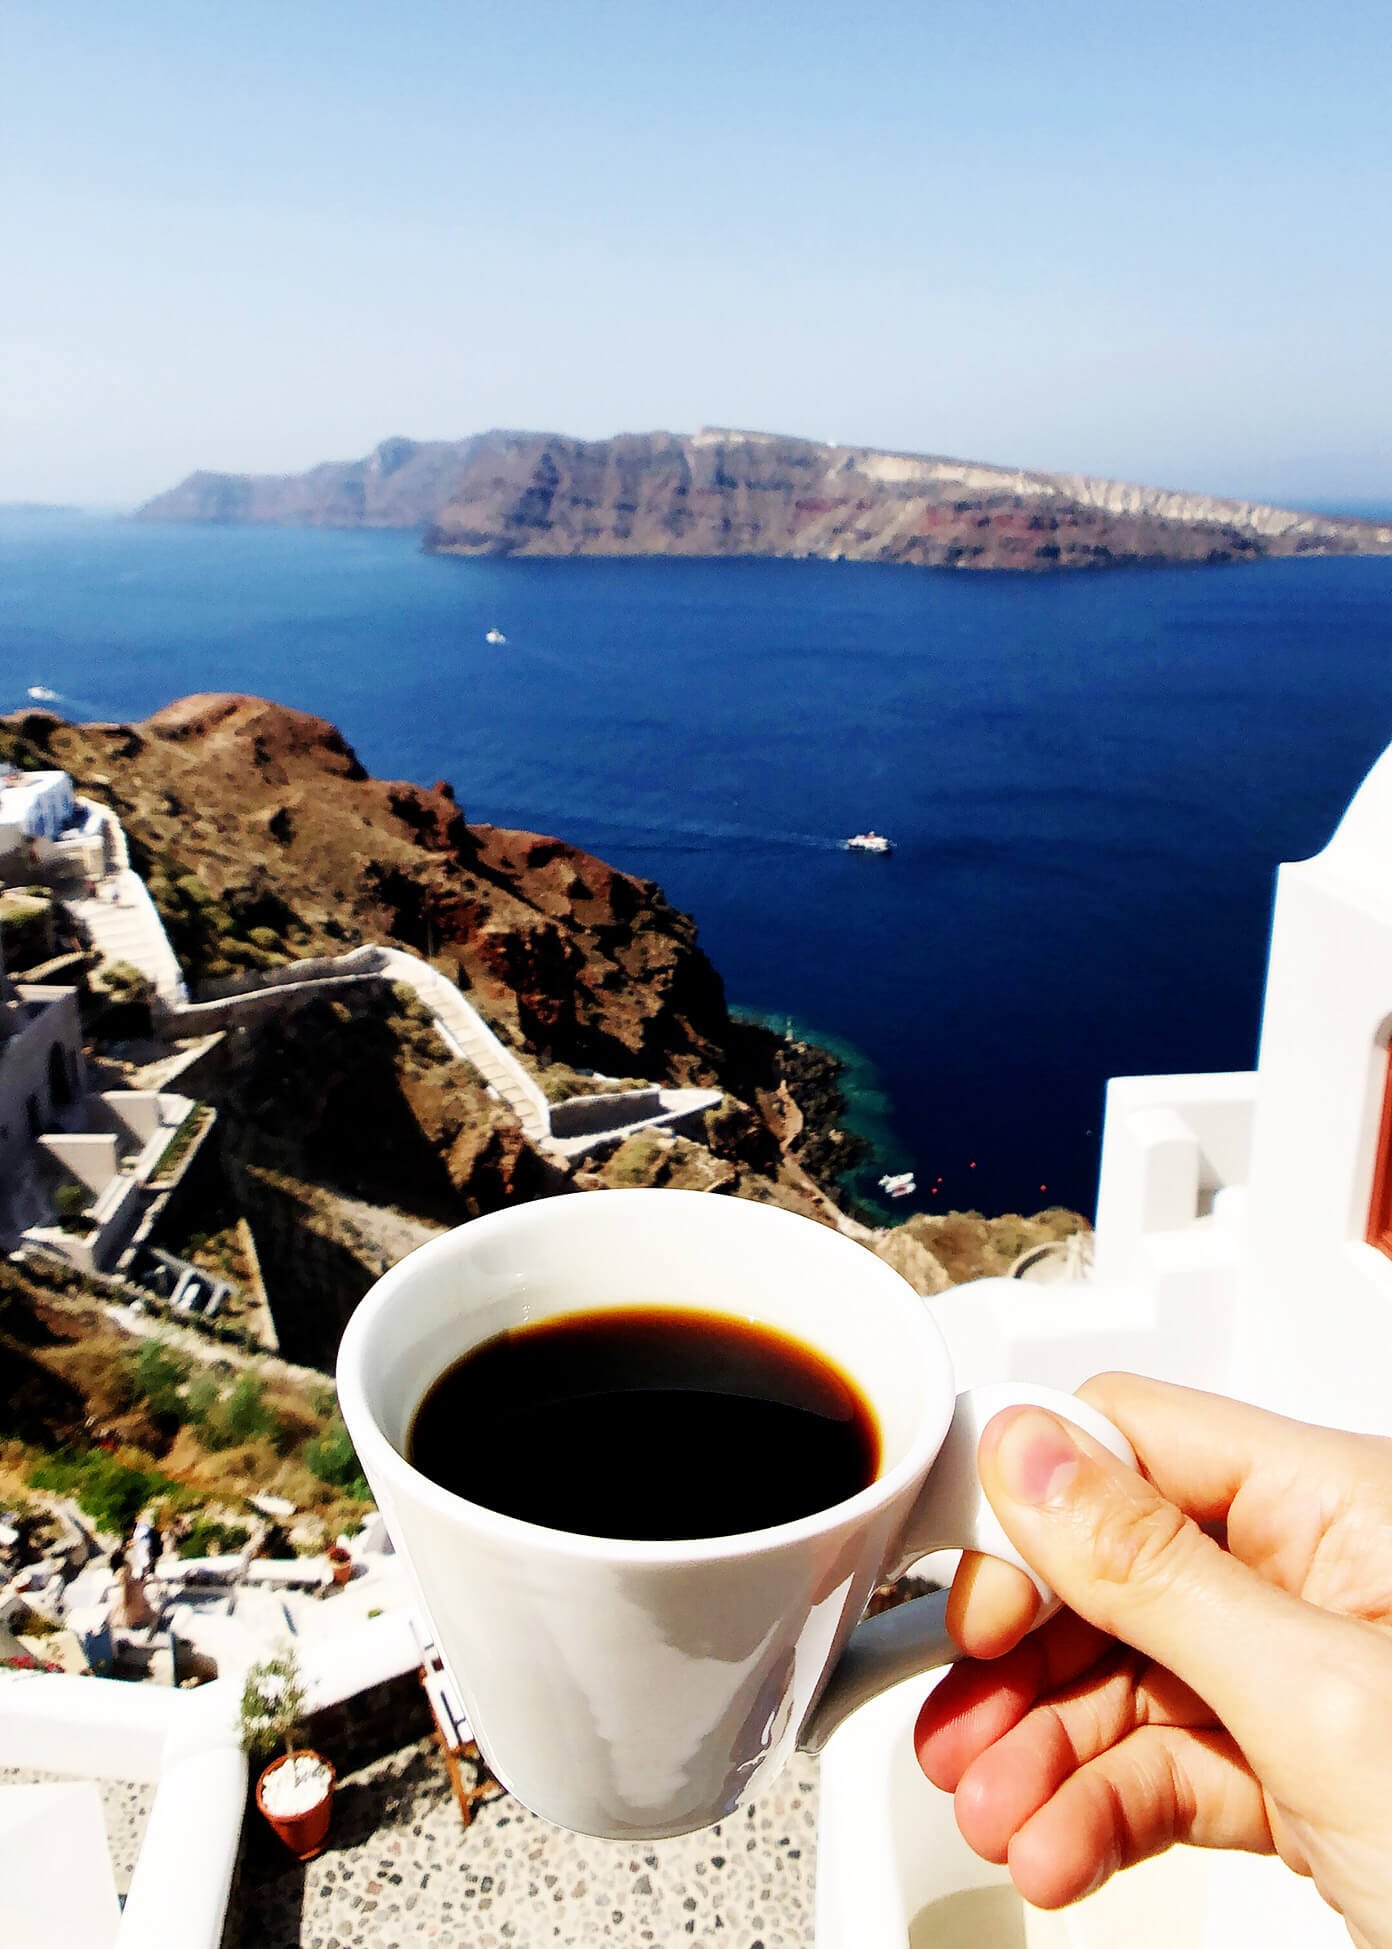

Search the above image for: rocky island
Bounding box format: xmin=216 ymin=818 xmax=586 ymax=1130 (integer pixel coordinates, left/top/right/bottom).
xmin=137 ymin=427 xmax=1392 ymax=571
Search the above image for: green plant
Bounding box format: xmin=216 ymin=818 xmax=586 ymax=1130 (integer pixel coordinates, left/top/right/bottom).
xmin=239 ymin=1647 xmax=308 ymax=1762
xmin=183 ymin=1370 xmax=239 ymax=1447
xmin=99 ymin=961 xmax=153 ymax=1004
xmin=150 ymin=1109 xmax=202 ymax=1182
xmin=221 ymin=1372 xmax=276 ymax=1445
xmin=27 ymin=1446 xmax=167 ymax=1535
xmin=183 ymin=1369 xmax=221 ymax=1426
xmin=607 ymin=1132 xmax=663 ymax=1186
xmin=175 ymin=1516 xmax=251 ymax=1560
xmin=127 ymin=1337 xmax=192 ymax=1423
xmin=390 ymin=982 xmax=433 ymax=1024
xmin=51 ymin=1182 xmax=91 ymax=1232
xmin=303 ymin=1414 xmax=370 ymax=1498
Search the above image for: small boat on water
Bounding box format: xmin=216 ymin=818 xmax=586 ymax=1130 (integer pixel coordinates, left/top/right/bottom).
xmin=845 ymin=830 xmax=892 ymax=854
xmin=879 ymin=1171 xmax=916 ymax=1198
xmin=485 ymin=628 xmax=507 ymax=646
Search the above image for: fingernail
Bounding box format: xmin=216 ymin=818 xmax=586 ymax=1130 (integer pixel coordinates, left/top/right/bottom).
xmin=991 ymin=1408 xmax=1082 ymax=1506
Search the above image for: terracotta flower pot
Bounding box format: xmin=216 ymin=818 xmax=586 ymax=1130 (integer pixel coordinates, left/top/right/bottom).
xmin=328 ymin=1547 xmax=353 ymax=1587
xmin=256 ymin=1750 xmax=335 ymax=1860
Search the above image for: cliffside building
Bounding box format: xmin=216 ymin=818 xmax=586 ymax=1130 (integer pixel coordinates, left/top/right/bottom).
xmin=0 ymin=768 xmax=106 ymax=889
xmin=0 ymin=977 xmax=85 ymax=1181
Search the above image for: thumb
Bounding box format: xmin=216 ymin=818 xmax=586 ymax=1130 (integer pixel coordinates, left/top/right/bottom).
xmin=978 ymin=1405 xmax=1352 ymax=1777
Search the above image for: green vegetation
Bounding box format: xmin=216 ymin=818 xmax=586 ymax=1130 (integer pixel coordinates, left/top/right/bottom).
xmin=99 ymin=961 xmax=154 ymax=1004
xmin=219 ymin=1372 xmax=278 ymax=1446
xmin=239 ymin=1647 xmax=308 ymax=1762
xmin=390 ymin=982 xmax=433 ymax=1023
xmin=128 ymin=1336 xmax=192 ymax=1421
xmin=126 ymin=1340 xmax=286 ymax=1451
xmin=605 ymin=1131 xmax=664 ymax=1185
xmin=537 ymin=1063 xmax=650 ymax=1104
xmin=143 ymin=857 xmax=304 ymax=983
xmin=3 ymin=1259 xmax=372 ymax=1535
xmin=0 ymin=890 xmax=52 ymax=967
xmin=51 ymin=1183 xmax=91 ymax=1233
xmin=149 ymin=1105 xmax=208 ymax=1184
xmin=28 ymin=1446 xmax=167 ymax=1534
xmin=303 ymin=1413 xmax=370 ymax=1499
xmin=175 ymin=1515 xmax=251 ymax=1559
xmin=384 ymin=982 xmax=456 ymax=1073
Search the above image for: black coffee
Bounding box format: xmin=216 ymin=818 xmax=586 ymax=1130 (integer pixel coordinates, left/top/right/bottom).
xmin=407 ymin=1305 xmax=880 ymax=1540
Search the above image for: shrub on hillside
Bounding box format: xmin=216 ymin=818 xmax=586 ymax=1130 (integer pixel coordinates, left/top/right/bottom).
xmin=221 ymin=1372 xmax=277 ymax=1445
xmin=28 ymin=1446 xmax=167 ymax=1535
xmin=184 ymin=1370 xmax=226 ymax=1443
xmin=51 ymin=1182 xmax=91 ymax=1232
xmin=303 ymin=1414 xmax=370 ymax=1499
xmin=100 ymin=961 xmax=154 ymax=1004
xmin=183 ymin=1368 xmax=283 ymax=1451
xmin=175 ymin=1516 xmax=251 ymax=1559
xmin=127 ymin=1337 xmax=192 ymax=1424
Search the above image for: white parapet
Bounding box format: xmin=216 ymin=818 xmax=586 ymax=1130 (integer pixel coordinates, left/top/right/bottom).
xmin=0 ymin=1669 xmax=245 ymax=1949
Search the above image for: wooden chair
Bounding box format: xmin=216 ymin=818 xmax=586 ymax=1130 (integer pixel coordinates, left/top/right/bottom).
xmin=416 ymin=1636 xmax=505 ymax=1828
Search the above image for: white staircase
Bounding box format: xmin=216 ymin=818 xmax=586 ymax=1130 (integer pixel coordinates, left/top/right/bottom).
xmin=375 ymin=946 xmax=551 ymax=1142
xmin=64 ymin=799 xmax=188 ymax=1005
xmin=67 ymin=870 xmax=188 ymax=1006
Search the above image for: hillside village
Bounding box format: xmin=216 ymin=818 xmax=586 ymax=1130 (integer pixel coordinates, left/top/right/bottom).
xmin=0 ymin=696 xmax=1086 ymax=1675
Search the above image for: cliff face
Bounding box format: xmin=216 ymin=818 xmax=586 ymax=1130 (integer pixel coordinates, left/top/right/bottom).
xmin=138 ymin=437 xmax=482 ymax=528
xmin=137 ymin=426 xmax=1392 ymax=569
xmin=5 ymin=693 xmax=732 ymax=1084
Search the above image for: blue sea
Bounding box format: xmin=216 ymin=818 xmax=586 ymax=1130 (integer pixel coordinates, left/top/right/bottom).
xmin=4 ymin=510 xmax=1392 ymax=1219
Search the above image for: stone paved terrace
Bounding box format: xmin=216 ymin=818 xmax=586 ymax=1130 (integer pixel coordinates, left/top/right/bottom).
xmin=0 ymin=1765 xmax=154 ymax=1897
xmin=238 ymin=1737 xmax=820 ymax=1948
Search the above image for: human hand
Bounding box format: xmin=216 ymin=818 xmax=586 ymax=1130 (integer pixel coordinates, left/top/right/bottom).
xmin=913 ymin=1373 xmax=1392 ymax=1949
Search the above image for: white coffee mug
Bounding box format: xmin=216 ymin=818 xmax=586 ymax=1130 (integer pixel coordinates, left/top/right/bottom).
xmin=337 ymin=1189 xmax=1132 ymax=1839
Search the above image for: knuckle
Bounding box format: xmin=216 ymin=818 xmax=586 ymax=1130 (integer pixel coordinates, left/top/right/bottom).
xmin=1086 ymin=1487 xmax=1198 ymax=1597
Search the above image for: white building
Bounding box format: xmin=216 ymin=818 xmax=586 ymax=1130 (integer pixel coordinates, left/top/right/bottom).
xmin=0 ymin=769 xmax=107 ymax=888
xmin=0 ymin=981 xmax=86 ymax=1181
xmin=819 ymin=738 xmax=1392 ymax=1946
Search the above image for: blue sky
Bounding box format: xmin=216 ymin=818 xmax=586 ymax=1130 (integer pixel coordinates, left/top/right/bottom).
xmin=4 ymin=0 xmax=1389 ymax=506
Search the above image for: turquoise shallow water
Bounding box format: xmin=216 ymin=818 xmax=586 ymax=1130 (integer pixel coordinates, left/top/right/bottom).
xmin=5 ymin=509 xmax=1392 ymax=1216
xmin=733 ymin=1007 xmax=912 ymax=1217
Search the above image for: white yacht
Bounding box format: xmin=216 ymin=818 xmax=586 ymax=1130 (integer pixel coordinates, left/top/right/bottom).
xmin=878 ymin=1171 xmax=916 ymax=1198
xmin=845 ymin=830 xmax=892 ymax=854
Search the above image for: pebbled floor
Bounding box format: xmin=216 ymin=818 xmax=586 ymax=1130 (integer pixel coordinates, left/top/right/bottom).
xmin=237 ymin=1736 xmax=820 ymax=1947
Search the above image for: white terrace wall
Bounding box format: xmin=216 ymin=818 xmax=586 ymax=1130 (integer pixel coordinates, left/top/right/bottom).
xmin=0 ymin=986 xmax=84 ymax=1177
xmin=549 ymin=1087 xmax=663 ymax=1138
xmin=160 ymin=970 xmax=389 ymax=1035
xmin=1238 ymin=745 xmax=1392 ymax=1429
xmin=195 ymin=944 xmax=383 ymax=1000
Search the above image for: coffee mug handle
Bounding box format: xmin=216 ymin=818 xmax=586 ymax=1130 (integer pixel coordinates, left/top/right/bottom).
xmin=797 ymin=1383 xmax=1136 ymax=1754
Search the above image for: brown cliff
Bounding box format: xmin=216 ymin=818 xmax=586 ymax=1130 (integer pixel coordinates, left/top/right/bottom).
xmin=137 ymin=427 xmax=1392 ymax=571
xmin=10 ymin=692 xmax=732 ymax=1084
